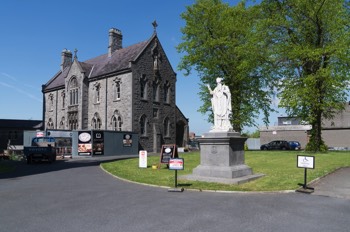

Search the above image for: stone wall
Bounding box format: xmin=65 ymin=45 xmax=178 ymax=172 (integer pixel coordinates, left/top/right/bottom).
xmin=260 ymin=125 xmax=310 ymax=149
xmin=131 ymin=38 xmax=177 ymax=151
xmin=43 ymin=36 xmax=187 ymax=152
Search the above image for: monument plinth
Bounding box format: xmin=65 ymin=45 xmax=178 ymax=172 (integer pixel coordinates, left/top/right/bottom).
xmin=182 ymin=78 xmax=263 ymax=184
xmin=183 ymin=131 xmax=263 ymax=184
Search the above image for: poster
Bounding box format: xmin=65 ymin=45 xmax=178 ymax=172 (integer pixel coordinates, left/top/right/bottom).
xmin=169 ymin=158 xmax=184 ymax=170
xmin=78 ymin=131 xmax=92 ymax=156
xmin=123 ymin=134 xmax=132 ymax=147
xmin=160 ymin=144 xmax=178 ymax=164
xmin=139 ymin=150 xmax=147 ymax=168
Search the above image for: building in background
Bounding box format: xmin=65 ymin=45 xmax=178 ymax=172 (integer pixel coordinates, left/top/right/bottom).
xmin=42 ymin=26 xmax=188 ymax=152
xmin=260 ymin=103 xmax=350 ymax=150
xmin=321 ymin=102 xmax=350 ymax=150
xmin=0 ymin=119 xmax=42 ymax=153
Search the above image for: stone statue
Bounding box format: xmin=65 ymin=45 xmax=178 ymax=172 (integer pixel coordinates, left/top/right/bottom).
xmin=207 ymin=78 xmax=233 ymax=132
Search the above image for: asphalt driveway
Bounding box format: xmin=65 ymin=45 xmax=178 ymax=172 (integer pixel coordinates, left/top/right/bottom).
xmin=1 ymin=158 xmax=349 ymax=232
xmin=310 ymin=167 xmax=350 ymax=199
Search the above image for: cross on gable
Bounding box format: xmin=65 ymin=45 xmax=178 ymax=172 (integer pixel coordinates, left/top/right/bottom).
xmin=152 ymin=20 xmax=158 ymax=33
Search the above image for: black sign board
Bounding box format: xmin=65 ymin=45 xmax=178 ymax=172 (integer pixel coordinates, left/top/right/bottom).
xmin=160 ymin=144 xmax=178 ymax=164
xmin=92 ymin=131 xmax=104 ymax=156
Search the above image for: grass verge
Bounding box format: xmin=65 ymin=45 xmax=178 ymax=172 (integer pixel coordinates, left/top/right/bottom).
xmin=0 ymin=161 xmax=15 ymax=173
xmin=103 ymin=150 xmax=350 ymax=191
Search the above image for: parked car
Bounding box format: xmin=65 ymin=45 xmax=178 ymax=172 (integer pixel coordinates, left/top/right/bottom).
xmin=24 ymin=136 xmax=57 ymax=164
xmin=260 ymin=140 xmax=290 ymax=150
xmin=288 ymin=141 xmax=301 ymax=150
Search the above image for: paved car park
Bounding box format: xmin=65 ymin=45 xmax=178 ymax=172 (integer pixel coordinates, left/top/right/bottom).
xmin=1 ymin=158 xmax=349 ymax=232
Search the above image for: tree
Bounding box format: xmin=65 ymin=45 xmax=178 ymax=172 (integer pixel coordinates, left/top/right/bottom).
xmin=177 ymin=0 xmax=276 ymax=132
xmin=259 ymin=0 xmax=350 ymax=151
xmin=241 ymin=130 xmax=260 ymax=138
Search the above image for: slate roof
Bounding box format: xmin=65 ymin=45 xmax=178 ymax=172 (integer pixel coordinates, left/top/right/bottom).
xmin=0 ymin=119 xmax=42 ymax=129
xmin=44 ymin=35 xmax=153 ymax=92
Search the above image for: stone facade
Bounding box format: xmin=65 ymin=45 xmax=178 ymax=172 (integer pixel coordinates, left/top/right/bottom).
xmin=42 ymin=28 xmax=188 ymax=152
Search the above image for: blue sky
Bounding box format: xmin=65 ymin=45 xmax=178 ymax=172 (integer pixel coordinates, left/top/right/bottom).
xmin=0 ymin=0 xmax=281 ymax=135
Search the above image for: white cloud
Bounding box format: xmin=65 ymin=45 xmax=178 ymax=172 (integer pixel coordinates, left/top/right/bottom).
xmin=1 ymin=72 xmax=17 ymax=81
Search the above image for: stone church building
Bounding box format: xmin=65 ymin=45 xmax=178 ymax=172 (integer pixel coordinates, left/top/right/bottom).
xmin=42 ymin=26 xmax=188 ymax=152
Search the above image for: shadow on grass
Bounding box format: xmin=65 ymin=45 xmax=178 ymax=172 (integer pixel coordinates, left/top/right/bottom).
xmin=177 ymin=183 xmax=193 ymax=187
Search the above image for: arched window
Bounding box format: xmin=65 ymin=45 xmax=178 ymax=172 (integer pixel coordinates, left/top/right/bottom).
xmin=94 ymin=82 xmax=101 ymax=104
xmin=48 ymin=93 xmax=54 ymax=111
xmin=164 ymin=117 xmax=170 ymax=137
xmin=111 ymin=110 xmax=122 ymax=131
xmin=69 ymin=77 xmax=78 ymax=106
xmin=61 ymin=91 xmax=65 ymax=109
xmin=68 ymin=112 xmax=78 ymax=130
xmin=47 ymin=118 xmax=54 ymax=129
xmin=113 ymin=77 xmax=121 ymax=101
xmin=164 ymin=81 xmax=170 ymax=103
xmin=92 ymin=113 xmax=102 ymax=129
xmin=153 ymin=82 xmax=159 ymax=102
xmin=140 ymin=74 xmax=148 ymax=100
xmin=140 ymin=115 xmax=147 ymax=136
xmin=59 ymin=117 xmax=65 ymax=129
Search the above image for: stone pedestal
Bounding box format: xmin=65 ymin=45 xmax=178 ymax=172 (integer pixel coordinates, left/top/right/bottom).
xmin=182 ymin=132 xmax=263 ymax=184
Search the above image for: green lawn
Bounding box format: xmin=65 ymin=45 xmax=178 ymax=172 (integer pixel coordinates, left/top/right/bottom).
xmin=0 ymin=161 xmax=15 ymax=173
xmin=101 ymin=151 xmax=350 ymax=191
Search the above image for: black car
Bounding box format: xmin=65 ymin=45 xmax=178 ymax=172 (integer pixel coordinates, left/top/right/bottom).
xmin=260 ymin=140 xmax=290 ymax=150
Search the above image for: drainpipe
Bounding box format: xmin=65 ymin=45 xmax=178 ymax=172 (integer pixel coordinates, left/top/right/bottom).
xmin=105 ymin=78 xmax=108 ymax=130
xmin=41 ymin=85 xmax=46 ymax=130
xmin=55 ymin=91 xmax=58 ymax=129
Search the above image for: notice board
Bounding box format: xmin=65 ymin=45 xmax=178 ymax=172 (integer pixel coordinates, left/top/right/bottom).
xmin=159 ymin=144 xmax=178 ymax=164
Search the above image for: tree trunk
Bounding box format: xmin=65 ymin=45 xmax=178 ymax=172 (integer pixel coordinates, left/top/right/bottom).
xmin=308 ymin=109 xmax=325 ymax=152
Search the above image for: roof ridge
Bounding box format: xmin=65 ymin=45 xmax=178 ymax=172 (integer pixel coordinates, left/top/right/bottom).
xmin=44 ymin=34 xmax=153 ymax=91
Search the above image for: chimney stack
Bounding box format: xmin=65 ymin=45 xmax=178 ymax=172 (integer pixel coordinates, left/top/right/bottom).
xmin=108 ymin=28 xmax=123 ymax=57
xmin=60 ymin=49 xmax=72 ymax=71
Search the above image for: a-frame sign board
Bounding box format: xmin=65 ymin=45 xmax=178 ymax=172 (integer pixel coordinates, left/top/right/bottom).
xmin=158 ymin=144 xmax=178 ymax=169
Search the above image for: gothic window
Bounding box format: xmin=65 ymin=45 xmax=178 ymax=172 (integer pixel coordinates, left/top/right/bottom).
xmin=140 ymin=115 xmax=147 ymax=136
xmin=164 ymin=81 xmax=170 ymax=103
xmin=153 ymin=82 xmax=159 ymax=102
xmin=61 ymin=91 xmax=65 ymax=109
xmin=48 ymin=93 xmax=54 ymax=111
xmin=94 ymin=82 xmax=101 ymax=104
xmin=111 ymin=110 xmax=122 ymax=131
xmin=92 ymin=113 xmax=102 ymax=129
xmin=153 ymin=108 xmax=158 ymax=118
xmin=68 ymin=112 xmax=78 ymax=130
xmin=59 ymin=117 xmax=65 ymax=129
xmin=140 ymin=74 xmax=148 ymax=100
xmin=113 ymin=77 xmax=121 ymax=101
xmin=69 ymin=77 xmax=78 ymax=106
xmin=164 ymin=117 xmax=170 ymax=137
xmin=47 ymin=118 xmax=54 ymax=129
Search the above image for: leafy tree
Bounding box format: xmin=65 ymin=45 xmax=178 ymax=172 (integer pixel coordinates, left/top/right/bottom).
xmin=241 ymin=129 xmax=260 ymax=138
xmin=177 ymin=0 xmax=276 ymax=132
xmin=259 ymin=0 xmax=350 ymax=151
xmin=250 ymin=130 xmax=260 ymax=138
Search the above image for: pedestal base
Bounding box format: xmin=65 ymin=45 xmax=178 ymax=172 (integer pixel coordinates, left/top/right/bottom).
xmin=182 ymin=132 xmax=264 ymax=185
xmin=182 ymin=173 xmax=264 ymax=185
xmin=193 ymin=164 xmax=253 ymax=179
